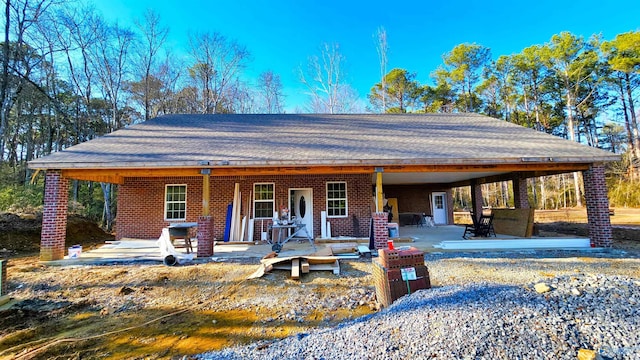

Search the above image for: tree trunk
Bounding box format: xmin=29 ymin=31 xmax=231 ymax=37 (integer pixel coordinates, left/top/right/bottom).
xmin=625 ymin=73 xmax=640 ymax=179
xmin=101 ymin=182 xmax=112 ymax=231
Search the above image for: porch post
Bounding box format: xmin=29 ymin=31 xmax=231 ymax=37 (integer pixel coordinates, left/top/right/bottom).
xmin=40 ymin=170 xmax=69 ymax=261
xmin=583 ymin=164 xmax=612 ymax=248
xmin=375 ymin=170 xmax=384 ymax=212
xmin=372 ymin=212 xmax=389 ymax=249
xmin=470 ymin=180 xmax=483 ymax=218
xmin=512 ymin=174 xmax=530 ymax=209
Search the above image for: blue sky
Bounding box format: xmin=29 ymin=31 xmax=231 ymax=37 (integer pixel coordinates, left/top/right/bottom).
xmin=90 ymin=0 xmax=639 ymax=112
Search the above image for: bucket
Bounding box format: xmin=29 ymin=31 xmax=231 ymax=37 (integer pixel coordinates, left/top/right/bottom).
xmin=68 ymin=245 xmax=82 ymax=259
xmin=387 ymin=239 xmax=395 ymax=250
xmin=387 ymin=223 xmax=399 ymax=238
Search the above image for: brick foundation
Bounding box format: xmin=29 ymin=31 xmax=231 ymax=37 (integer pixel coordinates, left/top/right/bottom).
xmin=512 ymin=175 xmax=530 ymax=209
xmin=197 ymin=216 xmax=214 ymax=257
xmin=583 ymin=164 xmax=612 ymax=247
xmin=372 ymin=212 xmax=389 ymax=249
xmin=40 ymin=170 xmax=69 ymax=261
xmin=0 ymin=259 xmax=7 ymax=296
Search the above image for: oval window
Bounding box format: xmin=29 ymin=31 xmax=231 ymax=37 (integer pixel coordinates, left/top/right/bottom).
xmin=299 ymin=196 xmax=306 ymax=218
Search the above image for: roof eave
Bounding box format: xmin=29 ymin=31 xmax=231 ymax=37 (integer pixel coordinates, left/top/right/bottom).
xmin=27 ymin=155 xmax=621 ymax=171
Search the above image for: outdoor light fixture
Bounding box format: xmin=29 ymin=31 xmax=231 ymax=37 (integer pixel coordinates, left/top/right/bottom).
xmin=218 ymin=160 xmax=230 ymax=166
xmin=198 ymin=160 xmax=210 ymax=165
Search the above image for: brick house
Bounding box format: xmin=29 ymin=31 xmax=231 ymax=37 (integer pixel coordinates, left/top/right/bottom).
xmin=28 ymin=114 xmax=619 ymax=261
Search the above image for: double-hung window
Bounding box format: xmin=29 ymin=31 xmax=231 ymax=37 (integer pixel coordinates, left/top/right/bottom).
xmin=165 ymin=184 xmax=187 ymax=220
xmin=254 ymin=183 xmax=275 ymax=218
xmin=326 ymin=181 xmax=347 ymax=217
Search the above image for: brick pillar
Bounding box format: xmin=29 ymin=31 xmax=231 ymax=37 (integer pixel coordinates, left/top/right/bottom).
xmin=512 ymin=175 xmax=530 ymax=209
xmin=0 ymin=259 xmax=7 ymax=296
xmin=372 ymin=212 xmax=389 ymax=249
xmin=40 ymin=170 xmax=69 ymax=261
xmin=197 ymin=216 xmax=214 ymax=257
xmin=583 ymin=164 xmax=612 ymax=248
xmin=471 ymin=181 xmax=483 ymax=219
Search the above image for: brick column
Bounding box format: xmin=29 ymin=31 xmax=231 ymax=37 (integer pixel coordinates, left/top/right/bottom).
xmin=512 ymin=175 xmax=530 ymax=209
xmin=40 ymin=170 xmax=69 ymax=261
xmin=197 ymin=216 xmax=214 ymax=257
xmin=470 ymin=181 xmax=483 ymax=219
xmin=583 ymin=164 xmax=612 ymax=248
xmin=372 ymin=212 xmax=389 ymax=249
xmin=0 ymin=259 xmax=7 ymax=296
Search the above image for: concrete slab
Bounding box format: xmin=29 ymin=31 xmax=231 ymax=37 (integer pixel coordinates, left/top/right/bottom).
xmin=47 ymin=224 xmax=591 ymax=265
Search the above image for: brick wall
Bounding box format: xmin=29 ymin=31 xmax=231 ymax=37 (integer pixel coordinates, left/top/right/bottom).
xmin=116 ymin=176 xmax=203 ymax=240
xmin=116 ymin=173 xmax=372 ymax=241
xmin=384 ymin=184 xmax=448 ymax=215
xmin=583 ymin=164 xmax=613 ymax=247
xmin=40 ymin=170 xmax=69 ymax=261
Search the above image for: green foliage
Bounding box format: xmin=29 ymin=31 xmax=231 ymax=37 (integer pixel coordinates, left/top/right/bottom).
xmin=0 ymin=184 xmax=43 ymax=213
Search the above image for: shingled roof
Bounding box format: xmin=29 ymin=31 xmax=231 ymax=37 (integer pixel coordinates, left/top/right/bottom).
xmin=28 ymin=113 xmax=619 ymax=169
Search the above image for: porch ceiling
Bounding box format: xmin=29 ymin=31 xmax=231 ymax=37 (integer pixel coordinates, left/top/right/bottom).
xmin=380 ymin=171 xmax=506 ymax=185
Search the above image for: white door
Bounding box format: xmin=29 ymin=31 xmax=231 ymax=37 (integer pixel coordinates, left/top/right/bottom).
xmin=432 ymin=192 xmax=447 ymax=225
xmin=290 ymin=189 xmax=313 ymax=238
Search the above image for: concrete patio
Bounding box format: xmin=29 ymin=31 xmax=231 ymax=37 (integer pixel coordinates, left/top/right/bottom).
xmin=44 ymin=224 xmax=592 ymax=265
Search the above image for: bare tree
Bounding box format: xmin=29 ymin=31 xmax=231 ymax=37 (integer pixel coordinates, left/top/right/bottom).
xmin=133 ymin=9 xmax=168 ymax=121
xmin=257 ymin=70 xmax=284 ymax=113
xmin=374 ymin=26 xmax=388 ymax=113
xmin=188 ymin=31 xmax=249 ymax=114
xmin=299 ymin=42 xmax=359 ymax=114
xmin=91 ymin=20 xmax=136 ymax=131
xmin=1 ymin=0 xmax=55 ymax=161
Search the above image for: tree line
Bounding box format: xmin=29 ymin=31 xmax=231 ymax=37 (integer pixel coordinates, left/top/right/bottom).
xmin=1 ymin=0 xmax=638 ymax=227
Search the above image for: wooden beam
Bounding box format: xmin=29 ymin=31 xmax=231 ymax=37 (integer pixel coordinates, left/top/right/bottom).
xmin=376 ymin=171 xmax=383 ymax=212
xmin=202 ymin=173 xmax=210 ymax=216
xmin=58 ymin=162 xmax=592 ymax=183
xmin=301 ymin=259 xmax=310 ymax=274
xmin=291 ymin=259 xmax=300 ymax=279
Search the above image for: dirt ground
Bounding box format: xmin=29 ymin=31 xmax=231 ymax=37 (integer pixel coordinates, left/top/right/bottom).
xmin=0 ymin=209 xmax=639 ymax=359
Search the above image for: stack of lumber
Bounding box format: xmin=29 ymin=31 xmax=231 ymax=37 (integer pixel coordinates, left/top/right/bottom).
xmin=247 ymin=253 xmax=340 ymax=280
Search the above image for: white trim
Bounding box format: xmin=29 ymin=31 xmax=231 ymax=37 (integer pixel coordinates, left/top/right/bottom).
xmin=164 ymin=184 xmax=187 ymax=221
xmin=289 ymin=188 xmax=314 ymax=238
xmin=253 ymin=182 xmax=275 ymax=219
xmin=326 ymin=181 xmax=348 ymax=218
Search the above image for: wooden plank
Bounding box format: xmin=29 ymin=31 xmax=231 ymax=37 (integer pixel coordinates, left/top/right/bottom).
xmin=492 ymin=209 xmax=535 ymax=237
xmin=301 ymin=259 xmax=310 ymax=274
xmin=330 ymin=243 xmax=359 ymax=254
xmin=58 ymin=162 xmax=594 ymax=184
xmin=230 ymin=183 xmax=239 ymax=241
xmin=291 ymin=259 xmax=300 ymax=279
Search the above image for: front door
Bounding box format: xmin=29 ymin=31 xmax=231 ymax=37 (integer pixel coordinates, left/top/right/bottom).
xmin=290 ymin=188 xmax=313 ymax=238
xmin=432 ymin=192 xmax=447 ymax=225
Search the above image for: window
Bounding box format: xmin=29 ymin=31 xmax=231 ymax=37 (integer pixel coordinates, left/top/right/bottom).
xmin=254 ymin=183 xmax=275 ymax=218
xmin=326 ymin=182 xmax=347 ymax=217
xmin=165 ymin=185 xmax=187 ymax=220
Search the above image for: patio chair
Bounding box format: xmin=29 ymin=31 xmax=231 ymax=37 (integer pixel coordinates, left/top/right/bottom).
xmin=462 ymin=212 xmax=479 ymax=239
xmin=475 ymin=214 xmax=496 ymax=238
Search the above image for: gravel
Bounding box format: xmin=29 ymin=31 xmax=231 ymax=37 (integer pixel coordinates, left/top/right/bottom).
xmin=199 ymin=270 xmax=640 ymax=359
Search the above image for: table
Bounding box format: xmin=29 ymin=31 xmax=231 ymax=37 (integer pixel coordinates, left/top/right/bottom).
xmin=268 ymin=223 xmax=315 ymax=252
xmin=168 ymin=222 xmax=198 ymax=253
